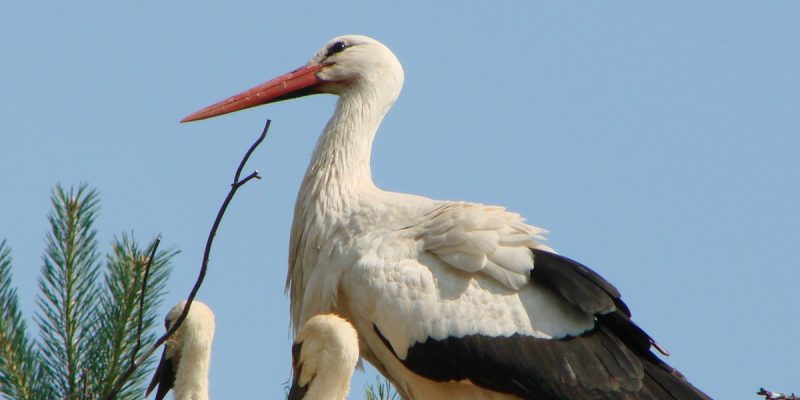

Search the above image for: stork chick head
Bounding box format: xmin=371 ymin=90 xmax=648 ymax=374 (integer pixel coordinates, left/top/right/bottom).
xmin=289 ymin=314 xmax=360 ymax=400
xmin=146 ymin=300 xmax=216 ymax=400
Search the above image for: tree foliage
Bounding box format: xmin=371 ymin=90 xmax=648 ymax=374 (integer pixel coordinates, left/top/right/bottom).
xmin=0 ymin=184 xmax=175 ymax=400
xmin=365 ymin=376 xmax=400 ymax=400
xmin=0 ymin=240 xmax=52 ymax=400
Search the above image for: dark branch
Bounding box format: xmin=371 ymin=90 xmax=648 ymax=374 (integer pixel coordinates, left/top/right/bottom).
xmin=101 ymin=119 xmax=270 ymax=400
xmin=235 ymin=170 xmax=261 ymax=189
xmin=131 ymin=237 xmax=161 ymax=367
xmin=234 ymin=119 xmax=270 ymax=183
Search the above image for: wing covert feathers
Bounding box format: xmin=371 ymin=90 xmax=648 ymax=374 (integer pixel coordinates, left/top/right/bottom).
xmin=375 ymin=236 xmax=710 ymax=399
xmin=420 ymin=203 xmax=549 ymax=290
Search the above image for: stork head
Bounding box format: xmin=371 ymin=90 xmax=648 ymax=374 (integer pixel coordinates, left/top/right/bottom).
xmin=164 ymin=300 xmax=216 ymax=341
xmin=181 ymin=35 xmax=404 ymax=122
xmin=288 ymin=314 xmax=360 ymax=400
xmin=146 ymin=300 xmax=216 ymax=400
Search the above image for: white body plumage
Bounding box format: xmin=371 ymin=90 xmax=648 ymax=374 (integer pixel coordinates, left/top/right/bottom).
xmin=182 ymin=35 xmax=710 ymax=400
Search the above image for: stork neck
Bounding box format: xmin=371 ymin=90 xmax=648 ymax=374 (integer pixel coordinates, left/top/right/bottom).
xmin=302 ymin=87 xmax=388 ymax=204
xmin=173 ymin=331 xmax=212 ymax=400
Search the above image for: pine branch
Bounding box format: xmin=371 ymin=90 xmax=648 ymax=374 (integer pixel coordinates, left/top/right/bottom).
xmin=0 ymin=240 xmax=54 ymax=400
xmin=132 ymin=237 xmax=161 ymax=368
xmin=365 ymin=376 xmax=400 ymax=400
xmin=87 ymin=234 xmax=174 ymax=400
xmin=34 ymin=183 xmax=102 ymax=399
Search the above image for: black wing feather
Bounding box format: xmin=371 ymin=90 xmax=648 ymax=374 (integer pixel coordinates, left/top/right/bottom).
xmin=145 ymin=348 xmax=176 ymax=400
xmin=377 ymin=249 xmax=710 ymax=399
xmin=287 ymin=341 xmax=311 ymax=400
xmin=532 ymin=249 xmax=628 ymax=316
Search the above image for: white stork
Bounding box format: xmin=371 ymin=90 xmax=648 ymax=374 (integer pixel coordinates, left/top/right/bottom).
xmin=147 ymin=300 xmax=216 ymax=400
xmin=182 ymin=35 xmax=711 ymax=399
xmin=288 ymin=314 xmax=360 ymax=400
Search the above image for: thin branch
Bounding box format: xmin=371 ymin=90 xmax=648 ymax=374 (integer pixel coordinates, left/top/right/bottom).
xmin=234 ymin=119 xmax=270 ymax=183
xmin=101 ymin=119 xmax=270 ymax=400
xmin=130 ymin=237 xmax=161 ymax=367
xmin=235 ymin=170 xmax=261 ymax=189
xmin=80 ymin=368 xmax=90 ymax=400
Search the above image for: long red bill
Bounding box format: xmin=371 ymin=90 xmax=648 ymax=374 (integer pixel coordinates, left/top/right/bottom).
xmin=181 ymin=64 xmax=326 ymax=123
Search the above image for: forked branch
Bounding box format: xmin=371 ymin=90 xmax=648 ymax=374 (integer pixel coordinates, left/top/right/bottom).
xmin=101 ymin=119 xmax=271 ymax=400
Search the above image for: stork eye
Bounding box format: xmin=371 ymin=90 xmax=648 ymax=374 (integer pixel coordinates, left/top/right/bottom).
xmin=326 ymin=41 xmax=348 ymax=57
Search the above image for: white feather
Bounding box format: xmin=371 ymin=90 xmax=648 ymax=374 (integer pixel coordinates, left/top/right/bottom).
xmin=154 ymin=301 xmax=215 ymax=400
xmin=292 ymin=314 xmax=359 ymax=400
xmin=274 ymin=35 xmax=593 ymax=399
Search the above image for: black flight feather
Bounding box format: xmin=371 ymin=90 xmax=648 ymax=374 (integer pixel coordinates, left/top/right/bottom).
xmin=374 ymin=249 xmax=711 ymax=399
xmin=145 ymin=348 xmax=176 ymax=400
xmin=288 ymin=340 xmax=311 ymax=400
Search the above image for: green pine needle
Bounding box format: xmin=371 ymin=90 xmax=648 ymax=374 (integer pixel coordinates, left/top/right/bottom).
xmin=0 ymin=240 xmax=55 ymax=400
xmin=365 ymin=375 xmax=400 ymax=400
xmin=0 ymin=183 xmax=175 ymax=400
xmin=88 ymin=234 xmax=176 ymax=399
xmin=34 ymin=183 xmax=102 ymax=398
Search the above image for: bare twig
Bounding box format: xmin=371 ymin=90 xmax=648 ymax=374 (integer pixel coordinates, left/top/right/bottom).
xmin=235 ymin=119 xmax=269 ymax=183
xmin=101 ymin=119 xmax=270 ymax=400
xmin=80 ymin=368 xmax=92 ymax=400
xmin=131 ymin=236 xmax=161 ymax=367
xmin=758 ymin=388 xmax=800 ymax=400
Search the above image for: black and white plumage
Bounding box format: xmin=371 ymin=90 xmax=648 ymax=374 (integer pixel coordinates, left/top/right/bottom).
xmin=146 ymin=300 xmax=215 ymax=400
xmin=288 ymin=314 xmax=359 ymax=400
xmin=182 ymin=35 xmax=711 ymax=399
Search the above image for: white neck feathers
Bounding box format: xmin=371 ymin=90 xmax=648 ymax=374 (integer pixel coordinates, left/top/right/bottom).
xmin=301 ymin=85 xmax=391 ymax=206
xmin=287 ymin=35 xmax=405 ymax=331
xmin=172 ymin=302 xmax=216 ymax=400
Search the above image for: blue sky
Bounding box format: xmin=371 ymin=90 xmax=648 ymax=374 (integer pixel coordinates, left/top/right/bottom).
xmin=1 ymin=2 xmax=798 ymax=399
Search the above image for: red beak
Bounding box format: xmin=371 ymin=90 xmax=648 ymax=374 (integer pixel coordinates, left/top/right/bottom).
xmin=181 ymin=64 xmax=326 ymax=123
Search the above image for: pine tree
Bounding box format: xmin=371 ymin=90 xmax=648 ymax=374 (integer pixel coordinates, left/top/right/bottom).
xmin=0 ymin=184 xmax=175 ymax=400
xmin=365 ymin=376 xmax=399 ymax=400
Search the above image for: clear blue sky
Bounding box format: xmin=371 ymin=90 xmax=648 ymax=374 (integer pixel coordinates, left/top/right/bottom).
xmin=2 ymin=2 xmax=798 ymax=399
